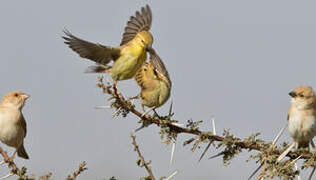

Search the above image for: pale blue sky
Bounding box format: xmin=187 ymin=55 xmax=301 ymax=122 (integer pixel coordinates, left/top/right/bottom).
xmin=1 ymin=0 xmax=316 ymax=179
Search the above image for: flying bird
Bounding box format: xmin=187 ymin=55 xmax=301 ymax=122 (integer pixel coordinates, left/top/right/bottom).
xmin=288 ymin=86 xmax=316 ymax=149
xmin=134 ymin=48 xmax=171 ymax=113
xmin=63 ymin=5 xmax=153 ymax=86
xmin=0 ymin=91 xmax=29 ymax=160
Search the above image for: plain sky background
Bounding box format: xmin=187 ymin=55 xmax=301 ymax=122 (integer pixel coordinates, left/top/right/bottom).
xmin=1 ymin=0 xmax=316 ymax=179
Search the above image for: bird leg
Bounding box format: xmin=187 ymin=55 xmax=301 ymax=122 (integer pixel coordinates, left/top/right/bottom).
xmin=10 ymin=149 xmax=17 ymax=161
xmin=0 ymin=150 xmax=18 ymax=165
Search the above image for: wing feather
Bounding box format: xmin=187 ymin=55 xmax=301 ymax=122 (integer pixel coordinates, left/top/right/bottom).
xmin=63 ymin=29 xmax=120 ymax=65
xmin=148 ymin=48 xmax=171 ymax=87
xmin=120 ymin=5 xmax=152 ymax=45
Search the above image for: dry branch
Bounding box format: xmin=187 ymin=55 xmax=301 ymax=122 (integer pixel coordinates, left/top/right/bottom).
xmin=0 ymin=146 xmax=31 ymax=179
xmin=67 ymin=161 xmax=88 ymax=180
xmin=131 ymin=133 xmax=155 ymax=180
xmin=97 ymin=77 xmax=316 ymax=179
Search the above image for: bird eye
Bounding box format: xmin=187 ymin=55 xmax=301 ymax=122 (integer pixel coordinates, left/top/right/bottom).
xmin=144 ymin=68 xmax=147 ymax=71
xmin=299 ymin=94 xmax=304 ymax=98
xmin=14 ymin=93 xmax=18 ymax=97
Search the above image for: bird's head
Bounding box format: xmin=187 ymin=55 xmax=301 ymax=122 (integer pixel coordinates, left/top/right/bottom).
xmin=140 ymin=62 xmax=159 ymax=81
xmin=135 ymin=31 xmax=153 ymax=49
xmin=289 ymin=86 xmax=316 ymax=109
xmin=1 ymin=91 xmax=29 ymax=109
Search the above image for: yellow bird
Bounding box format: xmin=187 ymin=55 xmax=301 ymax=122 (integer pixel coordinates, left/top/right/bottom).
xmin=63 ymin=5 xmax=153 ymax=86
xmin=135 ymin=48 xmax=171 ymax=113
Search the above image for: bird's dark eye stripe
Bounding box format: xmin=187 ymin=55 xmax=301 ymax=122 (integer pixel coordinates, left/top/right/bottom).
xmin=153 ymin=69 xmax=158 ymax=76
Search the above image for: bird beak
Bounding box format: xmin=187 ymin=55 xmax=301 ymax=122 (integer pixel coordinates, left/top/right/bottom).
xmin=289 ymin=91 xmax=297 ymax=98
xmin=146 ymin=44 xmax=152 ymax=51
xmin=21 ymin=94 xmax=30 ymax=100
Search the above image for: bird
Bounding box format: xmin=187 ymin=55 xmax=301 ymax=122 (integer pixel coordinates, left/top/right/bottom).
xmin=288 ymin=85 xmax=316 ymax=149
xmin=0 ymin=91 xmax=29 ymax=160
xmin=134 ymin=47 xmax=171 ymax=114
xmin=63 ymin=5 xmax=153 ymax=87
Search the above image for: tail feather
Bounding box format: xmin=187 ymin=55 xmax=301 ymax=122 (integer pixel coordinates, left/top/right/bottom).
xmin=85 ymin=65 xmax=111 ymax=73
xmin=17 ymin=144 xmax=29 ymax=159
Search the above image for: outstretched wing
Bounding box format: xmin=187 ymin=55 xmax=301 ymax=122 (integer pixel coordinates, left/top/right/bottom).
xmin=148 ymin=47 xmax=171 ymax=87
xmin=63 ymin=29 xmax=121 ymax=65
xmin=120 ymin=5 xmax=152 ymax=45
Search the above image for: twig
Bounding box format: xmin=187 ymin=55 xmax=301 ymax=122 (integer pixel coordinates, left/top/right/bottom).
xmin=39 ymin=172 xmax=52 ymax=180
xmin=130 ymin=133 xmax=155 ymax=180
xmin=0 ymin=146 xmax=30 ymax=179
xmin=67 ymin=161 xmax=88 ymax=180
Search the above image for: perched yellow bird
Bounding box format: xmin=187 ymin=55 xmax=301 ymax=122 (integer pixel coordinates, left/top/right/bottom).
xmin=63 ymin=5 xmax=153 ymax=86
xmin=0 ymin=91 xmax=29 ymax=160
xmin=135 ymin=48 xmax=171 ymax=112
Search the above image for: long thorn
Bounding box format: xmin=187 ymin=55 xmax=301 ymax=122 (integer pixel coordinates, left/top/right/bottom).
xmin=198 ymin=117 xmax=216 ymax=162
xmin=248 ymin=125 xmax=287 ymax=180
xmin=248 ymin=163 xmax=264 ymax=180
xmin=0 ymin=173 xmax=13 ymax=180
xmin=208 ymin=152 xmax=223 ymax=159
xmin=171 ymin=122 xmax=184 ymax=127
xmin=308 ymin=167 xmax=315 ymax=180
xmin=277 ymin=142 xmax=296 ymax=162
xmin=289 ymin=155 xmax=301 ymax=166
xmin=168 ymin=101 xmax=173 ymax=116
xmin=198 ymin=140 xmax=214 ymax=162
xmin=165 ymin=170 xmax=178 ymax=180
xmin=170 ymin=140 xmax=176 ymax=166
xmin=95 ymin=106 xmax=111 ymax=109
xmin=272 ymin=124 xmax=287 ymax=145
xmin=212 ymin=117 xmax=216 ymax=135
xmin=294 ymin=161 xmax=301 ymax=180
xmin=134 ymin=125 xmax=145 ymax=133
xmin=112 ymin=107 xmax=122 ymax=117
xmin=141 ymin=106 xmax=156 ymax=117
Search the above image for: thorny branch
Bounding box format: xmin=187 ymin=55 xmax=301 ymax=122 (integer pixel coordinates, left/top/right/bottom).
xmin=97 ymin=76 xmax=316 ymax=179
xmin=131 ymin=133 xmax=155 ymax=180
xmin=0 ymin=146 xmax=32 ymax=179
xmin=0 ymin=146 xmax=87 ymax=180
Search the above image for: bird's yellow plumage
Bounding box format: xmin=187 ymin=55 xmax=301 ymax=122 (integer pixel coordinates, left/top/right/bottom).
xmin=135 ymin=48 xmax=171 ymax=111
xmin=63 ymin=5 xmax=153 ymax=83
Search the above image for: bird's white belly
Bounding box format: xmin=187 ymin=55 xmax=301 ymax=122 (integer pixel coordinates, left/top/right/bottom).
xmin=288 ymin=113 xmax=316 ymax=143
xmin=0 ymin=118 xmax=23 ymax=148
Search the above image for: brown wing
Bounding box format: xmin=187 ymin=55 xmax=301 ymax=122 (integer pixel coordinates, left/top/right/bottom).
xmin=120 ymin=5 xmax=152 ymax=45
xmin=63 ymin=29 xmax=121 ymax=65
xmin=148 ymin=48 xmax=171 ymax=87
xmin=20 ymin=115 xmax=27 ymax=137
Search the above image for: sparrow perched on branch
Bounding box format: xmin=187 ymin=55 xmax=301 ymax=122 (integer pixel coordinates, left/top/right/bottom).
xmin=63 ymin=5 xmax=154 ymax=86
xmin=288 ymin=86 xmax=316 ymax=149
xmin=0 ymin=91 xmax=29 ymax=160
xmin=135 ymin=48 xmax=171 ymax=112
